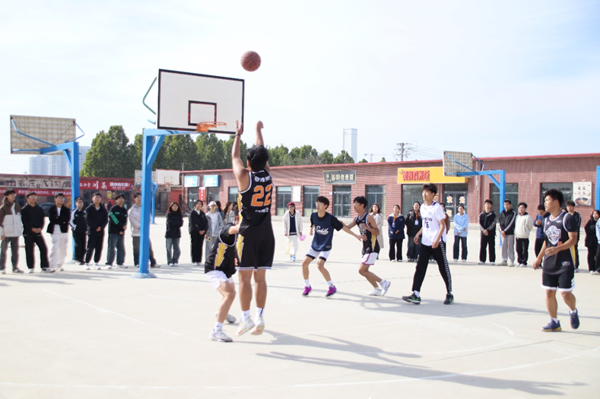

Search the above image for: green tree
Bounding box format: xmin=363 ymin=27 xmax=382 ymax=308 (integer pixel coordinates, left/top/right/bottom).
xmin=162 ymin=135 xmax=199 ymax=170
xmin=318 ymin=150 xmax=334 ymax=165
xmin=223 ymin=135 xmax=248 ymax=169
xmin=380 ymin=157 xmax=386 ymax=162
xmin=359 ymin=158 xmax=368 ymax=163
xmin=333 ymin=150 xmax=355 ymax=164
xmin=81 ymin=125 xmax=134 ymax=178
xmin=130 ymin=131 xmax=169 ymax=172
xmin=197 ymin=134 xmax=226 ymax=169
xmin=268 ymin=144 xmax=289 ymax=167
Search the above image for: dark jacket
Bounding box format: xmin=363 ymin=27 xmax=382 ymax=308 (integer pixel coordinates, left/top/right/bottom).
xmin=70 ymin=208 xmax=87 ymax=234
xmin=584 ymin=218 xmax=598 ymax=248
xmin=166 ymin=211 xmax=183 ymax=239
xmin=405 ymin=209 xmax=422 ymax=237
xmin=47 ymin=205 xmax=71 ymax=234
xmin=388 ymin=213 xmax=406 ymax=240
xmin=498 ymin=209 xmax=517 ymax=235
xmin=188 ymin=209 xmax=208 ymax=235
xmin=108 ymin=204 xmax=128 ymax=235
xmin=21 ymin=203 xmax=46 ymax=236
xmin=479 ymin=211 xmax=497 ymax=237
xmin=570 ymin=211 xmax=581 ymax=242
xmin=85 ymin=204 xmax=108 ymax=235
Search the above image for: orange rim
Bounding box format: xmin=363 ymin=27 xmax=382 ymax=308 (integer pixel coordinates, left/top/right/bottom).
xmin=196 ymin=122 xmax=227 ymax=132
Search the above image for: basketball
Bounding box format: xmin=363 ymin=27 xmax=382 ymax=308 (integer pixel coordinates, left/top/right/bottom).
xmin=241 ymin=51 xmax=261 ymax=72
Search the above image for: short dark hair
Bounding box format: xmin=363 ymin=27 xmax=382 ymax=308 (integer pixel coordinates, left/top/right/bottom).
xmin=4 ymin=189 xmax=16 ymax=196
xmin=93 ymin=192 xmax=102 ymax=198
xmin=484 ymin=199 xmax=493 ymax=205
xmin=504 ymin=199 xmax=511 ymax=204
xmin=316 ymin=196 xmax=329 ymax=208
xmin=458 ymin=203 xmax=465 ymax=209
xmin=26 ymin=192 xmax=37 ymax=198
xmin=565 ymin=199 xmax=575 ymax=207
xmin=246 ymin=145 xmax=269 ymax=171
xmin=518 ymin=202 xmax=527 ymax=208
xmin=537 ymin=205 xmax=545 ymax=211
xmin=54 ymin=193 xmax=65 ymax=199
xmin=133 ymin=192 xmax=141 ymax=198
xmin=353 ymin=196 xmax=368 ymax=208
xmin=114 ymin=194 xmax=125 ymax=200
xmin=194 ymin=199 xmax=203 ymax=206
xmin=393 ymin=204 xmax=400 ymax=209
xmin=422 ymin=183 xmax=438 ymax=195
xmin=544 ymin=189 xmax=564 ymax=206
xmin=75 ymin=197 xmax=83 ymax=202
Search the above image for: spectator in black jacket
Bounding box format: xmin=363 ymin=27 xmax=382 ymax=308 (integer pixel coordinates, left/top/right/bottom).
xmin=388 ymin=204 xmax=405 ymax=262
xmin=21 ymin=192 xmax=52 ymax=273
xmin=166 ymin=202 xmax=183 ymax=267
xmin=189 ymin=200 xmax=208 ymax=265
xmin=479 ymin=199 xmax=497 ymax=265
xmin=498 ymin=199 xmax=517 ymax=266
xmin=47 ymin=193 xmax=70 ymax=272
xmin=565 ymin=200 xmax=582 ymax=271
xmin=106 ymin=194 xmax=128 ymax=268
xmin=405 ymin=202 xmax=422 ymax=262
xmin=70 ymin=197 xmax=87 ymax=265
xmin=85 ymin=192 xmax=108 ymax=269
xmin=584 ymin=210 xmax=600 ymax=272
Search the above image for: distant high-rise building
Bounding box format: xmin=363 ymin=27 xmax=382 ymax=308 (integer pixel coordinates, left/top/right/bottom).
xmin=28 ymin=145 xmax=90 ymax=176
xmin=343 ymin=128 xmax=357 ymax=163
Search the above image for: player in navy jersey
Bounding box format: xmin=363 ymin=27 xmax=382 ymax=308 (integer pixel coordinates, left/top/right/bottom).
xmin=402 ymin=184 xmax=453 ymax=305
xmin=301 ymin=196 xmax=362 ymax=297
xmin=231 ymin=120 xmax=275 ymax=337
xmin=533 ymin=189 xmax=580 ymax=332
xmin=346 ymin=196 xmax=392 ymax=296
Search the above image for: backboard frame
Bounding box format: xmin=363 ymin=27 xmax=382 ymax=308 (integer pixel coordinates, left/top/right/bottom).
xmin=10 ymin=115 xmax=77 ymax=155
xmin=443 ymin=151 xmax=474 ymax=176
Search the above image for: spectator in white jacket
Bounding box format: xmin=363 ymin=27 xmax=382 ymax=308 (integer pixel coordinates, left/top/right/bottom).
xmin=283 ymin=202 xmax=303 ymax=262
xmin=0 ymin=189 xmax=24 ymax=273
xmin=515 ymin=202 xmax=534 ymax=267
xmin=129 ymin=193 xmax=158 ymax=268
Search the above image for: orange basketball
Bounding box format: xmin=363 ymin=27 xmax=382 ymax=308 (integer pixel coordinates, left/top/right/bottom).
xmin=241 ymin=51 xmax=261 ymax=72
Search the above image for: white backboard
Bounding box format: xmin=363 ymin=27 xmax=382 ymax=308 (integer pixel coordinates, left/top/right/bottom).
xmin=157 ymin=69 xmax=244 ymax=134
xmin=443 ymin=151 xmax=473 ymax=176
xmin=10 ymin=115 xmax=76 ymax=155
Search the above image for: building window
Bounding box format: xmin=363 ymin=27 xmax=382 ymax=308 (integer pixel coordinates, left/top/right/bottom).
xmin=442 ymin=183 xmax=468 ymax=221
xmin=276 ymin=186 xmax=292 ymax=215
xmin=490 ymin=183 xmax=519 ymax=215
xmin=187 ymin=187 xmax=199 ymax=212
xmin=228 ymin=187 xmax=238 ymax=203
xmin=402 ymin=184 xmax=423 ymax=216
xmin=366 ymin=185 xmax=386 ymax=215
xmin=333 ymin=185 xmax=352 ymax=218
xmin=540 ymin=183 xmax=573 ymax=205
xmin=303 ymin=186 xmax=320 ymax=217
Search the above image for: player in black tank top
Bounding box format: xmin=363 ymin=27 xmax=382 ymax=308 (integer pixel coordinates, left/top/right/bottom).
xmin=231 ymin=120 xmax=275 ymax=337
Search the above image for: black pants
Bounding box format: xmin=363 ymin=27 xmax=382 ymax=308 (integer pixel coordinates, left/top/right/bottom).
xmin=24 ymin=234 xmax=49 ymax=270
xmin=85 ymin=232 xmax=104 ymax=264
xmin=574 ymin=242 xmax=579 ymax=268
xmin=516 ymin=238 xmax=530 ymax=265
xmin=389 ymin=238 xmax=403 ymax=261
xmin=407 ymin=235 xmax=420 ymax=260
xmin=596 ymin=244 xmax=600 ymax=271
xmin=132 ymin=236 xmax=156 ymax=266
xmin=73 ymin=232 xmax=86 ymax=263
xmin=534 ymin=238 xmax=545 ymax=258
xmin=453 ymin=236 xmax=467 ymax=260
xmin=190 ymin=233 xmax=205 ymax=263
xmin=586 ymin=241 xmax=598 ymax=271
xmin=479 ymin=234 xmax=496 ymax=263
xmin=411 ymin=242 xmax=452 ymax=294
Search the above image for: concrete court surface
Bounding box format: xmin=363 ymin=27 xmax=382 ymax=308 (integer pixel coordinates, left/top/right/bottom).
xmin=0 ymin=216 xmax=598 ymax=399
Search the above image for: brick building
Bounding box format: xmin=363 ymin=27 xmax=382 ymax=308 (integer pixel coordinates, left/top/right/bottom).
xmin=180 ymin=153 xmax=600 ymax=221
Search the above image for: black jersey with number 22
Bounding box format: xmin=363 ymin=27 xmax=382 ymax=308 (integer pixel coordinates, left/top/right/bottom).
xmin=238 ymin=169 xmax=273 ymax=232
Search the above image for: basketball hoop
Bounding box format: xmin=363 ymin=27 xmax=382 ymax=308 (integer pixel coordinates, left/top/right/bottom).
xmin=196 ymin=122 xmax=227 ymax=133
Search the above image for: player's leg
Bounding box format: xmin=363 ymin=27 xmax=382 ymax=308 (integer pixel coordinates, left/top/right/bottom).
xmin=301 ymin=255 xmax=314 ymax=295
xmin=317 ymin=258 xmax=332 ymax=282
xmin=209 ymin=274 xmax=236 ymax=342
xmin=403 ymin=245 xmax=431 ymax=304
xmin=216 ymin=279 xmax=237 ymax=323
xmin=316 ymin=255 xmax=337 ymax=297
xmin=432 ymin=242 xmax=453 ymax=304
xmin=558 ymin=269 xmax=579 ymax=329
xmin=545 ymin=289 xmax=558 ymax=318
xmin=541 ymin=272 xmax=562 ymax=331
xmin=236 ymin=269 xmax=255 ymax=335
xmin=251 ymin=269 xmax=267 ymax=335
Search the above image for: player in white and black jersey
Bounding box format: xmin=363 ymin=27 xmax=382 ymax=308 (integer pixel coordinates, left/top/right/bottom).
xmin=231 ymin=120 xmax=275 ymax=337
xmin=533 ymin=189 xmax=580 ymax=332
xmin=346 ymin=196 xmax=392 ymax=296
xmin=402 ymin=184 xmax=453 ymax=305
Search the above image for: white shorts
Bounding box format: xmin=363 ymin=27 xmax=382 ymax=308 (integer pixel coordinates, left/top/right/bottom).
xmin=206 ymin=270 xmax=235 ymax=289
xmin=306 ymin=247 xmax=331 ymax=261
xmin=361 ymin=252 xmax=378 ymax=265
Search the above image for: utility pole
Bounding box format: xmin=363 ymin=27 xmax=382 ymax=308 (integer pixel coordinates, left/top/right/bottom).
xmin=395 ymin=143 xmax=414 ymax=161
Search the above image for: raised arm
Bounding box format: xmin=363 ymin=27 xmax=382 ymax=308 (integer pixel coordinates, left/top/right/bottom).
xmin=255 ymin=121 xmax=270 ymax=171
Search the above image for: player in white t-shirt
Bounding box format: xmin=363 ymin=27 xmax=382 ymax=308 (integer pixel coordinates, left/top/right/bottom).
xmin=402 ymin=184 xmax=453 ymax=305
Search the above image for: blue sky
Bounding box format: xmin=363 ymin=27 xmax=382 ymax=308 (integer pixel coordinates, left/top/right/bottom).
xmin=1 ymin=0 xmax=599 ymax=174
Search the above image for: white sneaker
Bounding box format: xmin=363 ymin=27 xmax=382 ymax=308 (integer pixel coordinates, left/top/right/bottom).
xmin=478 ymin=262 xmax=485 ymax=265
xmin=85 ymin=264 xmax=91 ymax=270
xmin=1 ymin=269 xmax=5 ymax=274
xmin=462 ymin=259 xmax=466 ymax=263
xmin=106 ymin=264 xmax=114 ymax=270
xmin=398 ymin=259 xmax=403 ymax=262
xmin=28 ymin=268 xmax=34 ymax=273
xmin=453 ymin=259 xmax=458 ymax=262
xmin=94 ymin=264 xmax=101 ymax=270
xmin=251 ymin=317 xmax=265 ymax=335
xmin=592 ymin=270 xmax=600 ymax=275
xmin=368 ymin=288 xmax=382 ymax=296
xmin=168 ymin=263 xmax=174 ymax=267
xmin=225 ymin=313 xmax=236 ymax=324
xmin=58 ymin=267 xmax=64 ymax=272
xmin=236 ymin=318 xmax=255 ymax=336
xmin=209 ymin=329 xmax=233 ymax=342
xmin=380 ymin=280 xmax=391 ymax=296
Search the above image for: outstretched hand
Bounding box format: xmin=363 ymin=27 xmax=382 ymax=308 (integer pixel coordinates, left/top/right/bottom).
xmin=235 ymin=120 xmax=243 ymax=136
xmin=256 ymin=121 xmax=264 ymax=130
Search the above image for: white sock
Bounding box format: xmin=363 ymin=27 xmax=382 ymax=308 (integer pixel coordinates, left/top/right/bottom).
xmin=326 ymin=280 xmax=334 ymax=287
xmin=214 ymin=322 xmax=223 ymax=331
xmin=551 ymin=318 xmax=559 ymax=323
xmin=242 ymin=310 xmax=251 ymax=321
xmin=569 ymin=309 xmax=577 ymax=315
xmin=414 ymin=290 xmax=421 ymax=298
xmin=304 ymin=279 xmax=310 ymax=287
xmin=256 ymin=307 xmax=264 ymax=319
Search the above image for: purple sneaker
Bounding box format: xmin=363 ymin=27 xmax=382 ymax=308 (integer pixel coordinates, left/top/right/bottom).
xmin=325 ymin=285 xmax=337 ymax=297
xmin=302 ymin=286 xmax=312 ymax=296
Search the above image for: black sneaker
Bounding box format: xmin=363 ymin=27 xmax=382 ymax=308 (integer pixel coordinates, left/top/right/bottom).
xmin=402 ymin=293 xmax=421 ymax=304
xmin=444 ymin=294 xmax=454 ymax=305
